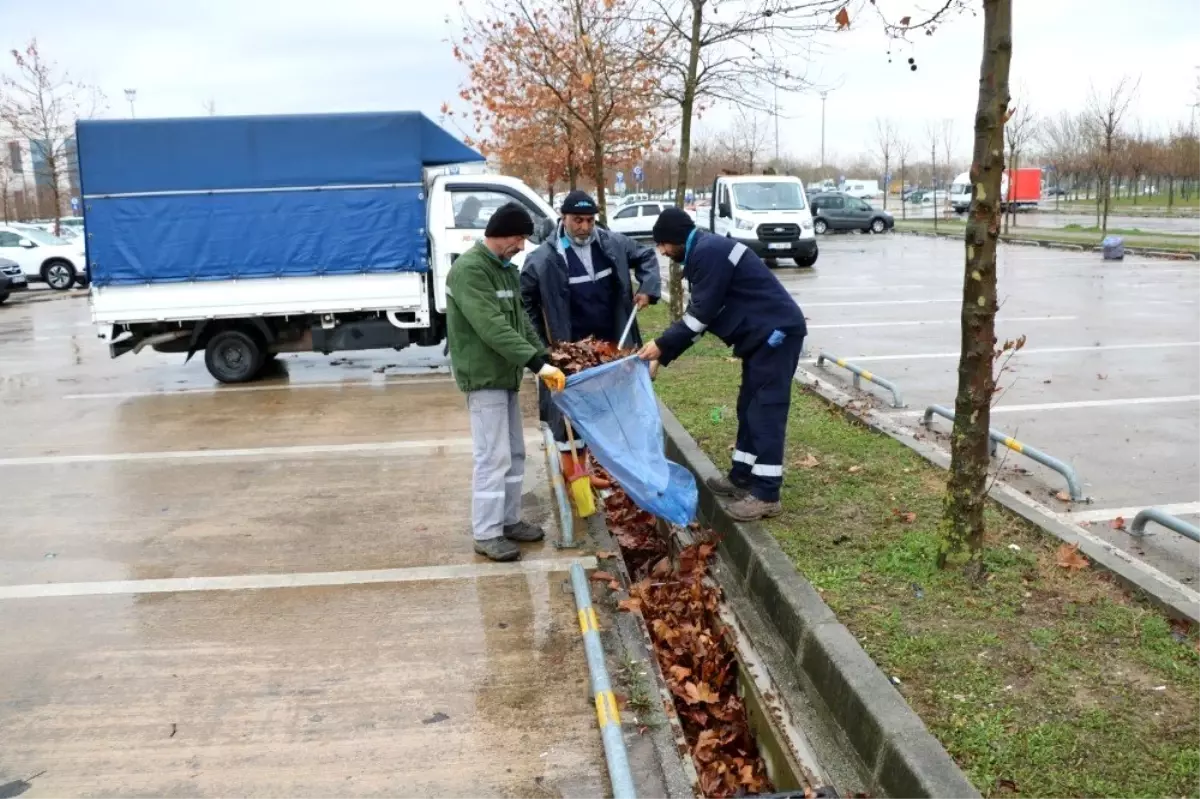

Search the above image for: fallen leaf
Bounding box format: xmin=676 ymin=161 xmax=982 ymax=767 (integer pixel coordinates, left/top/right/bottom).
xmin=834 ymin=6 xmax=850 ymax=29
xmin=1055 ymin=490 xmax=1071 ymax=502
xmin=589 ymin=570 xmax=615 ymax=582
xmin=848 ymin=465 xmax=864 ymax=473
xmin=596 ymin=549 xmax=614 ymax=559
xmin=1110 ymin=516 xmax=1126 ymax=530
xmin=682 ymin=681 xmax=721 ymax=704
xmin=893 ymin=509 xmax=917 ymax=523
xmin=668 ymin=664 xmax=692 ymax=681
xmin=617 ymin=597 xmax=642 ymax=613
xmin=651 ymin=556 xmax=672 ymax=577
xmin=608 ymin=579 xmax=621 ymax=591
xmin=796 ymin=453 xmax=821 ymax=468
xmin=1056 ymin=543 xmax=1090 ymax=571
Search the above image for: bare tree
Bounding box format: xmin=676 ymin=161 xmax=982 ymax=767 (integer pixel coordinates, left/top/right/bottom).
xmin=202 ymin=98 xmax=217 ymax=116
xmin=723 ymin=107 xmax=771 ymax=173
xmin=924 ymin=120 xmax=940 ymax=230
xmin=0 ymin=41 xmax=104 ymax=233
xmin=873 ymin=117 xmax=896 ymax=209
xmin=1085 ymin=75 xmax=1139 ymax=237
xmin=896 ymin=135 xmax=913 ymax=219
xmin=940 ymin=119 xmax=957 ymax=216
xmin=634 ymin=0 xmax=841 ymax=319
xmin=940 ymin=0 xmax=1012 ymax=577
xmin=1002 ymin=97 xmax=1037 ymax=232
xmin=1038 ymin=111 xmax=1078 ymax=211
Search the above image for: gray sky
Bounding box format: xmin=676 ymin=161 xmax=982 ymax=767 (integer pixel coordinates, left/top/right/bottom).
xmin=4 ymin=0 xmax=1198 ymax=168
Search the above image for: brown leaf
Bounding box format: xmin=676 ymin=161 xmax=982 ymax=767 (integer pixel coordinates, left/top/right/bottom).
xmin=834 ymin=6 xmax=850 ymax=29
xmin=795 ymin=453 xmax=821 ymax=469
xmin=589 ymin=570 xmax=615 ymax=582
xmin=617 ymin=597 xmax=643 ymax=613
xmin=1056 ymin=543 xmax=1090 ymax=571
xmin=848 ymin=464 xmax=864 ymax=473
xmin=898 ymin=15 xmax=911 ymax=25
xmin=1055 ymin=490 xmax=1071 ymax=502
xmin=893 ymin=509 xmax=917 ymax=523
xmin=596 ymin=549 xmax=614 ymax=559
xmin=1110 ymin=516 xmax=1126 ymax=530
xmin=651 ymin=556 xmax=672 ymax=577
xmin=668 ymin=664 xmax=692 ymax=681
xmin=608 ymin=579 xmax=621 ymax=591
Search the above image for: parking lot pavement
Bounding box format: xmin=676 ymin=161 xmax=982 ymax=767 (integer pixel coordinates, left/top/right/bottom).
xmin=0 ymin=296 xmax=612 ymax=796
xmin=778 ymin=235 xmax=1199 ymax=584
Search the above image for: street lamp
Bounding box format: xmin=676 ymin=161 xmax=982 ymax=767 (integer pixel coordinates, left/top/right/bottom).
xmin=819 ymin=91 xmax=828 ymax=169
xmin=124 ymin=89 xmax=137 ymax=119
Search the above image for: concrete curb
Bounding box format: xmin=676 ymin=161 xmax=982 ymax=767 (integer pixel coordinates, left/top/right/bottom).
xmin=895 ymin=228 xmax=1200 ymax=260
xmin=659 ymin=404 xmax=980 ymax=799
xmin=792 ymin=368 xmax=1200 ymax=624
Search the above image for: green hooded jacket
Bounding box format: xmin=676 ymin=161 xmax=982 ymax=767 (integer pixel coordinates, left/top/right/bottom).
xmin=446 ymin=241 xmax=546 ymax=393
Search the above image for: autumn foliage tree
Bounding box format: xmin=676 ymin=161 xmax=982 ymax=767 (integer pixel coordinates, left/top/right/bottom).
xmin=450 ymin=0 xmax=667 ymax=220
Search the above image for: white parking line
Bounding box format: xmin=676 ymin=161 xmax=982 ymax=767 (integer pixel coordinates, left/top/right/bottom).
xmin=0 ymin=434 xmax=543 ymax=467
xmin=808 ymin=315 xmax=1077 ymax=330
xmin=804 ymin=341 xmax=1200 ymax=363
xmin=1061 ymin=502 xmax=1200 ymax=524
xmin=799 ymin=298 xmax=961 ymax=308
xmin=64 ymin=375 xmax=453 ymax=400
xmin=0 ymin=556 xmax=598 ymax=600
xmin=990 ymin=395 xmax=1200 ymax=414
xmin=787 ymin=283 xmax=929 ymax=293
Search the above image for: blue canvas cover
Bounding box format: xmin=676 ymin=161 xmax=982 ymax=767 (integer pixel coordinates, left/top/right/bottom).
xmin=552 ymin=357 xmax=698 ymax=526
xmin=76 ymin=112 xmax=484 ymax=287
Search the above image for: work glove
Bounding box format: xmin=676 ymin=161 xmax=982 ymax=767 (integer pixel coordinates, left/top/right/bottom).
xmin=767 ymin=329 xmax=786 ymax=348
xmin=538 ymin=364 xmax=566 ymax=392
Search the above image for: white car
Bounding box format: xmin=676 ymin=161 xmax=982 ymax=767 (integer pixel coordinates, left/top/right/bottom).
xmin=0 ymin=224 xmax=88 ymax=290
xmin=608 ymin=200 xmax=669 ymax=238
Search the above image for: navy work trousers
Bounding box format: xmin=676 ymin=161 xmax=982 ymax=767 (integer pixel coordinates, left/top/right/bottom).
xmin=728 ymin=334 xmax=804 ymax=502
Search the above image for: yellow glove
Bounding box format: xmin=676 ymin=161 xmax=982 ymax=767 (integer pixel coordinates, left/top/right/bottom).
xmin=538 ymin=364 xmax=566 ymax=392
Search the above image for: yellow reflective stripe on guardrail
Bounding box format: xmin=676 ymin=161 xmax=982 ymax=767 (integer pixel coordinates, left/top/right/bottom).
xmin=595 ymin=690 xmax=620 ymax=727
xmin=578 ymin=607 xmax=600 ymax=634
xmin=1003 ymin=437 xmax=1024 ymax=453
xmin=861 ymin=370 xmax=874 ymax=381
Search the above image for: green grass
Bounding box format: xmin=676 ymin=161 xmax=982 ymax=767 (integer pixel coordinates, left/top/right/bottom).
xmin=1058 ymin=195 xmax=1200 ymax=212
xmin=895 ymin=219 xmax=1200 ymax=255
xmin=642 ymin=306 xmax=1200 ymax=798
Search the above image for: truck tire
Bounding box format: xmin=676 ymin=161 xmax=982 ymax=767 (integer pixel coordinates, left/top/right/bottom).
xmin=0 ymin=292 xmax=8 ymax=305
xmin=796 ymin=252 xmax=818 ymax=268
xmin=205 ymin=329 xmax=265 ymax=384
xmin=42 ymin=259 xmax=77 ymax=291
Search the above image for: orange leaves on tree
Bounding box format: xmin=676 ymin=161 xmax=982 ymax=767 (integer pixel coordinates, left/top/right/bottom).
xmin=835 ymin=7 xmax=851 ymax=30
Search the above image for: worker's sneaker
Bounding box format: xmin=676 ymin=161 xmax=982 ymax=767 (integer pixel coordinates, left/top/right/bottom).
xmin=725 ymin=496 xmax=783 ymax=522
xmin=503 ymin=520 xmax=545 ymax=542
xmin=474 ymin=536 xmax=521 ymax=562
xmin=706 ymin=475 xmax=749 ymax=500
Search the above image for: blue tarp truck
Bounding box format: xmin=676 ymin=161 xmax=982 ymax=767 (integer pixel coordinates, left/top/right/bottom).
xmin=78 ymin=111 xmax=557 ymax=382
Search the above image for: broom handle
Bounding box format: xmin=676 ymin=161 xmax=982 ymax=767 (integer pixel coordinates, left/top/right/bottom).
xmin=617 ymin=305 xmax=639 ymax=350
xmin=540 ymin=307 xmax=582 ymax=471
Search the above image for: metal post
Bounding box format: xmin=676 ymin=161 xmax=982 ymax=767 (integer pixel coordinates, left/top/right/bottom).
xmin=816 ymin=352 xmax=906 ymax=408
xmin=1130 ymin=508 xmax=1200 ymax=543
xmin=543 ymin=424 xmax=576 ymax=548
xmin=124 ymin=88 xmax=137 ymax=119
xmin=819 ymin=91 xmax=828 ymax=169
xmin=921 ymin=404 xmax=1087 ymax=500
xmin=569 ymin=563 xmax=637 ymax=799
xmin=774 ymin=84 xmax=780 ymax=164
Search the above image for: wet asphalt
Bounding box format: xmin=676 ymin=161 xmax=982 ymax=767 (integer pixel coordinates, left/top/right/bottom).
xmin=780 ymin=234 xmax=1200 ymax=584
xmin=0 ymin=293 xmax=610 ymax=796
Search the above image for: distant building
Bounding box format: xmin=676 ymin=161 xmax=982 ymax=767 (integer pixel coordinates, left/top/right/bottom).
xmin=1 ymin=137 xmax=79 ymax=221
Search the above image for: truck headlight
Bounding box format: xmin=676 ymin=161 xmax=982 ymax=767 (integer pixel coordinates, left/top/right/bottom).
xmin=735 ymin=218 xmax=755 ymax=231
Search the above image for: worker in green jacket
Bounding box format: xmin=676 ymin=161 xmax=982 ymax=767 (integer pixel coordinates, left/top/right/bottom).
xmin=446 ymin=202 xmax=567 ymax=562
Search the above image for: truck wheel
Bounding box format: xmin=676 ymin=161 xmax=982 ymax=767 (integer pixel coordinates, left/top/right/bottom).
xmin=205 ymin=330 xmax=265 ymax=384
xmin=870 ymin=218 xmax=886 ymax=234
xmin=42 ymin=259 xmax=77 ymax=291
xmin=0 ymin=292 xmax=8 ymax=305
xmin=796 ymin=253 xmax=818 ymax=268
xmin=813 ymin=218 xmax=828 ymax=235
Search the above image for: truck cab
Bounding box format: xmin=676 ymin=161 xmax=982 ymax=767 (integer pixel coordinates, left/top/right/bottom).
xmin=709 ymin=175 xmax=817 ymax=268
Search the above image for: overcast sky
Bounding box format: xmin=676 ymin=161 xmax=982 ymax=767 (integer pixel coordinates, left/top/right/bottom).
xmin=3 ymin=0 xmax=1198 ymax=167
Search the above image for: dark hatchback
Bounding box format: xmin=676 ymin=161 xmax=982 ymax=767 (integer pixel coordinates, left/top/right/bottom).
xmin=810 ymin=192 xmax=895 ymax=235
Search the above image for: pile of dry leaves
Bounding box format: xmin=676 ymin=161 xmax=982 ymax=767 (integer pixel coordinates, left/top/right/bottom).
xmin=548 ymin=337 xmax=633 ymax=374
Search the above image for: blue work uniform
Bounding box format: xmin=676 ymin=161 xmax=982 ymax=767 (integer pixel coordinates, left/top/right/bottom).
xmin=657 ymin=230 xmax=807 ymax=502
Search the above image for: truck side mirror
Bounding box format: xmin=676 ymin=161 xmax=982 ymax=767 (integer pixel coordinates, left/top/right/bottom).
xmin=532 ymin=216 xmax=555 ymax=244
xmin=718 ymin=201 xmax=731 ymax=219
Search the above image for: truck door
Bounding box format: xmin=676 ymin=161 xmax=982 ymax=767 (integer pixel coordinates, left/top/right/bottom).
xmin=713 ymin=180 xmax=733 ymax=237
xmin=428 ymin=183 xmax=553 ymax=315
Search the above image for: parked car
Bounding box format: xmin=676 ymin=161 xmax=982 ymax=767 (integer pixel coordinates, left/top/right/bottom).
xmin=0 ymin=224 xmax=88 ymax=290
xmin=609 ymin=200 xmax=669 ymax=238
xmin=0 ymin=256 xmax=28 ymax=304
xmin=810 ymin=192 xmax=894 ymax=235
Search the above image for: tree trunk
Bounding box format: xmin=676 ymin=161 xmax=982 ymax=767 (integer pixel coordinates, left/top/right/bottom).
xmin=547 ymin=180 xmax=556 ymax=207
xmin=1168 ymin=175 xmax=1175 ymax=207
xmin=940 ymin=0 xmax=1011 ymax=579
xmin=900 ymin=159 xmax=907 ymax=220
xmin=1101 ymin=168 xmax=1111 ymax=238
xmin=932 ymin=145 xmax=939 ymax=233
xmin=667 ymin=0 xmax=703 ymax=323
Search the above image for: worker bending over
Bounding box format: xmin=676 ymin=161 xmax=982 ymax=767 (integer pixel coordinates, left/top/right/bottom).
xmin=521 ymin=190 xmax=660 ymax=478
xmin=446 ymin=202 xmax=567 ymax=562
xmin=638 ymin=207 xmax=807 ymax=522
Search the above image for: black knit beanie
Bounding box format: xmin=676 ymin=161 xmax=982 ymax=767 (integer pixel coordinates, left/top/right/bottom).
xmin=485 ymin=202 xmax=535 ymax=238
xmin=560 ymin=190 xmax=598 ymax=216
xmin=652 ymin=207 xmax=695 ymax=245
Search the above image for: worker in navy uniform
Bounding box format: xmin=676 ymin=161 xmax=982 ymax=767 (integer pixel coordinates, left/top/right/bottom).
xmin=638 ymin=207 xmax=807 ymax=522
xmin=521 ymin=190 xmax=660 ymax=479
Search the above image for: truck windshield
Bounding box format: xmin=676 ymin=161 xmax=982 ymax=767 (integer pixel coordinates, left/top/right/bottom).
xmin=731 ymin=182 xmax=806 ymax=211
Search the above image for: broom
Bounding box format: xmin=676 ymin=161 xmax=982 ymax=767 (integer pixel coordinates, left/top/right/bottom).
xmin=542 ymin=309 xmax=596 ymax=518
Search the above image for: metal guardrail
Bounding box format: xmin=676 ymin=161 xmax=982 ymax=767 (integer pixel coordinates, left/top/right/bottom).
xmin=922 ymin=404 xmax=1087 ymax=501
xmin=543 ymin=424 xmax=577 ymax=548
xmin=569 ymin=562 xmax=637 ymax=799
xmin=816 ymin=352 xmax=906 ymax=408
xmin=1130 ymin=508 xmax=1200 ymax=543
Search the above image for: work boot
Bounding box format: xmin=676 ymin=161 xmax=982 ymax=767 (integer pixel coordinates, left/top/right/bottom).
xmin=706 ymin=475 xmax=749 ymax=500
xmin=503 ymin=520 xmax=545 ymax=542
xmin=474 ymin=536 xmax=521 ymax=562
xmin=725 ymin=495 xmax=783 ymax=522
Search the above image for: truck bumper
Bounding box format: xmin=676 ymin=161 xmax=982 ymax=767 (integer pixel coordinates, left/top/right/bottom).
xmin=738 ymin=237 xmax=818 ymax=260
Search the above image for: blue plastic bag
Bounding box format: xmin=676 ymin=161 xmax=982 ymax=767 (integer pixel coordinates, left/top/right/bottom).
xmin=551 ymin=356 xmax=697 ymax=526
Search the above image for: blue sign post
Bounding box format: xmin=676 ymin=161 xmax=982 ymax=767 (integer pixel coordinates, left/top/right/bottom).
xmin=632 ymin=164 xmax=644 ymax=191
xmin=70 ymin=196 xmax=80 ymax=213
xmin=615 ymin=170 xmax=626 ymax=196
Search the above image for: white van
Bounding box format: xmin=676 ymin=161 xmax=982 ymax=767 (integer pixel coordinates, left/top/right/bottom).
xmin=709 ymin=174 xmax=817 ymax=267
xmin=840 ymin=179 xmax=882 ymax=199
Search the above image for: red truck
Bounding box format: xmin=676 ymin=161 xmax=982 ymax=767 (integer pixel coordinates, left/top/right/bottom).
xmin=950 ymin=167 xmax=1042 ymax=213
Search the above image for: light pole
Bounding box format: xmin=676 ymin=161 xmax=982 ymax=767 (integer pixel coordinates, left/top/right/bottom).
xmin=773 ymin=84 xmax=780 ymax=163
xmin=819 ymin=91 xmax=828 ymax=170
xmin=124 ymin=89 xmax=137 ymax=119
